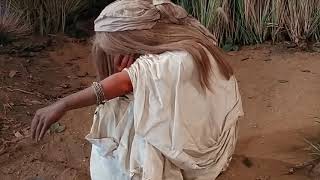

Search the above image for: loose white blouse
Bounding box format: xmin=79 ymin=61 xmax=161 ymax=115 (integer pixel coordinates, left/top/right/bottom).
xmin=86 ymin=49 xmax=243 ymax=180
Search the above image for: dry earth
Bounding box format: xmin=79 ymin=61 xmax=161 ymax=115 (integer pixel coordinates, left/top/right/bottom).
xmin=1 ymin=40 xmax=320 ymax=180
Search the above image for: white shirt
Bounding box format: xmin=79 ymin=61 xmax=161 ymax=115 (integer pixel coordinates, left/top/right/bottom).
xmin=86 ymin=50 xmax=243 ymax=180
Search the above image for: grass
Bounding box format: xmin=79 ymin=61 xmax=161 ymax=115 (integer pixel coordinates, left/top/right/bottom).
xmin=0 ymin=0 xmax=31 ymax=44
xmin=4 ymin=0 xmax=320 ymax=47
xmin=175 ymin=0 xmax=320 ymax=47
xmin=285 ymin=0 xmax=314 ymax=44
xmin=11 ymin=0 xmax=89 ymax=35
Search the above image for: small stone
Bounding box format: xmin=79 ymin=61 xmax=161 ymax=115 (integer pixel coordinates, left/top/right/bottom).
xmin=30 ymin=100 xmax=43 ymax=105
xmin=301 ymin=69 xmax=311 ymax=73
xmin=14 ymin=131 xmax=24 ymax=138
xmin=288 ymin=167 xmax=295 ymax=174
xmin=278 ymin=80 xmax=289 ymax=83
xmin=9 ymin=70 xmax=18 ymax=78
xmin=242 ymin=157 xmax=253 ymax=168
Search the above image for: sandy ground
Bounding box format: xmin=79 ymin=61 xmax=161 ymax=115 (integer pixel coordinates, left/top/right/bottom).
xmin=220 ymin=44 xmax=320 ymax=180
xmin=0 ymin=40 xmax=320 ymax=180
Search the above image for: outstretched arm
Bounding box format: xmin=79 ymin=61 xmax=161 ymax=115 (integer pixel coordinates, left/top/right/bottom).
xmin=62 ymin=71 xmax=132 ymax=111
xmin=31 ymin=55 xmax=135 ymax=142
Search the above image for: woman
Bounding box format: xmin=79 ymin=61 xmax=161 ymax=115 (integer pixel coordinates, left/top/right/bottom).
xmin=31 ymin=0 xmax=243 ymax=179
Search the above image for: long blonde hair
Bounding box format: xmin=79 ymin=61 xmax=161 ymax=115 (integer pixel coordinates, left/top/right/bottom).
xmin=92 ymin=22 xmax=233 ymax=89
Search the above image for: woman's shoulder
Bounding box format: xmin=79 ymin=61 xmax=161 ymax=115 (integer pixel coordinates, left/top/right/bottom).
xmin=137 ymin=50 xmax=193 ymax=62
xmin=132 ymin=50 xmax=195 ymax=77
xmin=159 ymin=50 xmax=193 ymax=62
xmin=143 ymin=51 xmax=194 ymax=68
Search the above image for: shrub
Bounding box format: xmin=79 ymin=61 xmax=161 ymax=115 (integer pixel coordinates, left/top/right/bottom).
xmin=11 ymin=0 xmax=90 ymax=35
xmin=175 ymin=0 xmax=320 ymax=46
xmin=0 ymin=0 xmax=31 ymax=44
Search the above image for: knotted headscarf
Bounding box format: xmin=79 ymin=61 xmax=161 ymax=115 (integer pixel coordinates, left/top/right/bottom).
xmin=95 ymin=0 xmax=184 ymax=31
xmin=94 ymin=0 xmax=217 ymax=44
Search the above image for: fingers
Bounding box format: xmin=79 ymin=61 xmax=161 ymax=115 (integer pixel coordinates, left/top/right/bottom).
xmin=31 ymin=105 xmax=65 ymax=142
xmin=39 ymin=120 xmax=49 ymax=141
xmin=35 ymin=117 xmax=45 ymax=142
xmin=114 ymin=54 xmax=136 ymax=72
xmin=31 ymin=113 xmax=40 ymax=140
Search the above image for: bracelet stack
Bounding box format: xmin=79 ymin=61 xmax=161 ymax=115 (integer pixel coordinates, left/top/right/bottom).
xmin=92 ymin=82 xmax=105 ymax=105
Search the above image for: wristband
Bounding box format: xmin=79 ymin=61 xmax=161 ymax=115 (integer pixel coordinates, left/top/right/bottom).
xmin=92 ymin=82 xmax=105 ymax=105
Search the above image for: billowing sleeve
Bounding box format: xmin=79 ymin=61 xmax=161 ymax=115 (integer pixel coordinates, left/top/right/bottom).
xmin=122 ymin=52 xmax=195 ymax=151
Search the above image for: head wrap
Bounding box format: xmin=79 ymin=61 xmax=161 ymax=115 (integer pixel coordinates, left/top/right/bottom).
xmin=94 ymin=0 xmax=218 ymax=45
xmin=94 ymin=0 xmax=188 ymax=32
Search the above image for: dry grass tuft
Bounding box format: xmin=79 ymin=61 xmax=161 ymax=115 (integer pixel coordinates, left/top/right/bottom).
xmin=176 ymin=0 xmax=320 ymax=46
xmin=11 ymin=0 xmax=89 ymax=35
xmin=0 ymin=0 xmax=31 ymax=44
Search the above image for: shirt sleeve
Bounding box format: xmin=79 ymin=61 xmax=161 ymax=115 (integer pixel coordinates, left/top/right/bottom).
xmin=122 ymin=52 xmax=195 ymax=145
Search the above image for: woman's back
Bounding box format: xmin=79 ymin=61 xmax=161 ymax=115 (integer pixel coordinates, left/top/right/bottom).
xmin=88 ymin=50 xmax=243 ymax=179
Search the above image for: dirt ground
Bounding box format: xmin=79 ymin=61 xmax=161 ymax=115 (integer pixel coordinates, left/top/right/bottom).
xmin=1 ymin=38 xmax=320 ymax=180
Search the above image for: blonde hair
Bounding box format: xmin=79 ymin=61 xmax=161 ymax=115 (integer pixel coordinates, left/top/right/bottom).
xmin=92 ymin=23 xmax=233 ymax=89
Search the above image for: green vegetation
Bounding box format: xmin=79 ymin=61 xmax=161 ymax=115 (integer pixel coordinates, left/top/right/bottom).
xmin=2 ymin=0 xmax=320 ymax=47
xmin=176 ymin=0 xmax=320 ymax=46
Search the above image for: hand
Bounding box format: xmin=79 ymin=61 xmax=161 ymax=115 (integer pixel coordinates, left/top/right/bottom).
xmin=114 ymin=54 xmax=135 ymax=73
xmin=31 ymin=101 xmax=67 ymax=141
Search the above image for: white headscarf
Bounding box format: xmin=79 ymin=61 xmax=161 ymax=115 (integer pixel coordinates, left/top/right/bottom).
xmin=94 ymin=0 xmax=188 ymax=32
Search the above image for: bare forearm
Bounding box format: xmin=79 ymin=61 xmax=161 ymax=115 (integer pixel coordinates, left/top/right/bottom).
xmin=59 ymin=87 xmax=96 ymax=111
xmin=58 ymin=71 xmax=132 ymax=111
xmin=31 ymin=58 xmax=134 ymax=141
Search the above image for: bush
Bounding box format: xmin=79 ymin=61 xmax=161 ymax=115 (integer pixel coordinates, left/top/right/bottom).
xmin=11 ymin=0 xmax=90 ymax=35
xmin=0 ymin=0 xmax=31 ymax=44
xmin=175 ymin=0 xmax=320 ymax=46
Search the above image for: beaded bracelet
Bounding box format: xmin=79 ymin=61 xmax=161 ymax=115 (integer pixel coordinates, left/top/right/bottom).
xmin=92 ymin=82 xmax=105 ymax=105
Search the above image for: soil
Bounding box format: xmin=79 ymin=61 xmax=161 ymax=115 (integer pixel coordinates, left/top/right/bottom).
xmin=1 ymin=38 xmax=320 ymax=180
